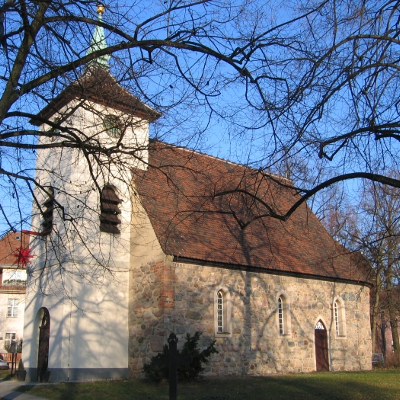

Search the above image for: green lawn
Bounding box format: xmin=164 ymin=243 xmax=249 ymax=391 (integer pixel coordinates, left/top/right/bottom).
xmin=0 ymin=370 xmax=11 ymax=380
xmin=15 ymin=369 xmax=400 ymax=400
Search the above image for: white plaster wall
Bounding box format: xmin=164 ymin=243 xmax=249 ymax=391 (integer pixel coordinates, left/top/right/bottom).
xmin=23 ymin=282 xmax=66 ymax=370
xmin=24 ymin=98 xmax=148 ymax=375
xmin=24 ymin=263 xmax=129 ymax=371
xmin=130 ymin=187 xmax=165 ymax=265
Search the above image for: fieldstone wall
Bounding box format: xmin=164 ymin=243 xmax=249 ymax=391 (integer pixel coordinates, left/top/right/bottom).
xmin=128 ymin=258 xmax=372 ymax=376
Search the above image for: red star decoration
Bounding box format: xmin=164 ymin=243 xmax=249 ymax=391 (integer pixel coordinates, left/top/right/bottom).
xmin=12 ymin=247 xmax=35 ymax=267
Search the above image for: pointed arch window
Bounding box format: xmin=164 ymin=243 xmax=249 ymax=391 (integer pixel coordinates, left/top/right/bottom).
xmin=277 ymin=294 xmax=291 ymax=336
xmin=100 ymin=186 xmax=121 ymax=234
xmin=42 ymin=187 xmax=54 ymax=235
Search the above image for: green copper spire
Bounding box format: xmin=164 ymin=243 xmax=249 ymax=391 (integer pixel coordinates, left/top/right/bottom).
xmin=86 ymin=4 xmax=110 ymax=68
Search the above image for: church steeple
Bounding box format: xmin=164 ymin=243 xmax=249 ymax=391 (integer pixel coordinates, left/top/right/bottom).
xmin=86 ymin=4 xmax=110 ymax=68
xmin=32 ymin=1 xmax=161 ymax=125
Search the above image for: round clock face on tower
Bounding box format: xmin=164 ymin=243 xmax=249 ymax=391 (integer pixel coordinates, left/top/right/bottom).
xmin=103 ymin=115 xmax=121 ymax=138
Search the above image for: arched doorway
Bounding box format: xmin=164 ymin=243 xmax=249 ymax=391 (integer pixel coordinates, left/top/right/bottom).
xmin=315 ymin=320 xmax=329 ymax=371
xmin=37 ymin=308 xmax=50 ymax=381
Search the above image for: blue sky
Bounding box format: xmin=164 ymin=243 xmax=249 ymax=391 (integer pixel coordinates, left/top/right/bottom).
xmin=1 ymin=0 xmax=399 ymax=236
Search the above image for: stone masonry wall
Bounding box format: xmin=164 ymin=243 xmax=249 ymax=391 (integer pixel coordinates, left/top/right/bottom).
xmin=128 ymin=259 xmax=372 ymax=376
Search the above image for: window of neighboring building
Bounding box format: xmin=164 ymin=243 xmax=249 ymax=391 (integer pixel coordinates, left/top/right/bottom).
xmin=2 ymin=269 xmax=26 ymax=286
xmin=4 ymin=332 xmax=16 ymax=352
xmin=333 ymin=298 xmax=346 ymax=337
xmin=100 ymin=186 xmax=121 ymax=234
xmin=214 ymin=288 xmax=231 ymax=336
xmin=277 ymin=294 xmax=291 ymax=336
xmin=7 ymin=299 xmax=18 ymax=317
xmin=42 ymin=186 xmax=54 ymax=234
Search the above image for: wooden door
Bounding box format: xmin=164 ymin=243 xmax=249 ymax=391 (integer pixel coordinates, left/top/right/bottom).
xmin=37 ymin=308 xmax=50 ymax=375
xmin=315 ymin=320 xmax=329 ymax=371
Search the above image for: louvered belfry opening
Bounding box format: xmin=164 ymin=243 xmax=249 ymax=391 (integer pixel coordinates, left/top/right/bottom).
xmin=42 ymin=187 xmax=54 ymax=235
xmin=100 ymin=186 xmax=121 ymax=234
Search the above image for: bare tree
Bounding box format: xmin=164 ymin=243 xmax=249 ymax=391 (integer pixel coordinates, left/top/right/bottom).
xmin=323 ymin=179 xmax=400 ymax=359
xmin=208 ymin=0 xmax=400 ymax=223
xmin=1 ymin=0 xmax=400 ymax=239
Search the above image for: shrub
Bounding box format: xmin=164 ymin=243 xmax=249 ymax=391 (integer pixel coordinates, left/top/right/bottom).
xmin=143 ymin=332 xmax=218 ymax=382
xmin=384 ymin=352 xmax=400 ymax=368
xmin=18 ymin=359 xmax=24 ymax=371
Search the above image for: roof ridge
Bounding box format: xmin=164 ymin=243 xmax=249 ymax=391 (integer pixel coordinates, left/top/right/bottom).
xmin=149 ymin=138 xmax=292 ymax=184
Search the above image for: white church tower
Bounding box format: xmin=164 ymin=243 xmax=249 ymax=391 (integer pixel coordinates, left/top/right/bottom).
xmin=23 ymin=5 xmax=160 ymax=382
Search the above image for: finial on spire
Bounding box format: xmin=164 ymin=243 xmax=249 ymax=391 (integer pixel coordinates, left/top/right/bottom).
xmin=86 ymin=3 xmax=110 ymax=69
xmin=97 ymin=3 xmax=105 ymax=15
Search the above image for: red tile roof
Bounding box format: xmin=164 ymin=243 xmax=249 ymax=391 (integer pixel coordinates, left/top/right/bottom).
xmin=135 ymin=141 xmax=370 ymax=284
xmin=31 ymin=67 xmax=161 ymax=125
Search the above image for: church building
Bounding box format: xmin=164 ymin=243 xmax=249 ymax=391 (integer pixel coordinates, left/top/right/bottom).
xmin=22 ymin=8 xmax=372 ymax=382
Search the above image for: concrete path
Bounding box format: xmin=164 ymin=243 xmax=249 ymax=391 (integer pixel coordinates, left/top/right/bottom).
xmin=0 ymin=380 xmax=50 ymax=400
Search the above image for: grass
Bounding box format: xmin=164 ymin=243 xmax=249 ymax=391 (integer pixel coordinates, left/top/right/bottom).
xmin=14 ymin=369 xmax=400 ymax=400
xmin=0 ymin=370 xmax=12 ymax=380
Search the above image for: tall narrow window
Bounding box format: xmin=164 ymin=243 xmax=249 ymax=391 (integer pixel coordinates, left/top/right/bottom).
xmin=42 ymin=187 xmax=54 ymax=234
xmin=277 ymin=294 xmax=291 ymax=336
xmin=217 ymin=290 xmax=223 ymax=333
xmin=333 ymin=298 xmax=346 ymax=337
xmin=100 ymin=186 xmax=121 ymax=234
xmin=215 ymin=288 xmax=231 ymax=335
xmin=278 ymin=296 xmax=284 ymax=335
xmin=334 ymin=301 xmax=340 ymax=336
xmin=7 ymin=299 xmax=18 ymax=317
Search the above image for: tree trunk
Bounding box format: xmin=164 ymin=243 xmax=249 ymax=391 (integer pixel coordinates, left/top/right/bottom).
xmin=371 ymin=273 xmax=381 ymax=354
xmin=387 ymin=282 xmax=400 ymax=364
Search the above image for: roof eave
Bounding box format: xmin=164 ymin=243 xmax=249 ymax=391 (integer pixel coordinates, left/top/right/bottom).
xmin=31 ymin=91 xmax=161 ymax=126
xmin=172 ymin=255 xmax=373 ymax=287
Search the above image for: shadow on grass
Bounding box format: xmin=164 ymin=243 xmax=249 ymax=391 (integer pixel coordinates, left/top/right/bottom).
xmin=0 ymin=369 xmax=15 ymax=381
xmin=17 ymin=380 xmax=170 ymax=400
xmin=261 ymin=373 xmax=398 ymax=400
xmin=15 ymin=370 xmax=400 ymax=400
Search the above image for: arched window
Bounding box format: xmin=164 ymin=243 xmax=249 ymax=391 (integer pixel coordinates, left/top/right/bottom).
xmin=278 ymin=296 xmax=284 ymax=335
xmin=100 ymin=186 xmax=121 ymax=234
xmin=277 ymin=294 xmax=291 ymax=336
xmin=333 ymin=298 xmax=346 ymax=337
xmin=217 ymin=290 xmax=224 ymax=333
xmin=214 ymin=288 xmax=231 ymax=336
xmin=334 ymin=301 xmax=340 ymax=335
xmin=42 ymin=187 xmax=54 ymax=235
